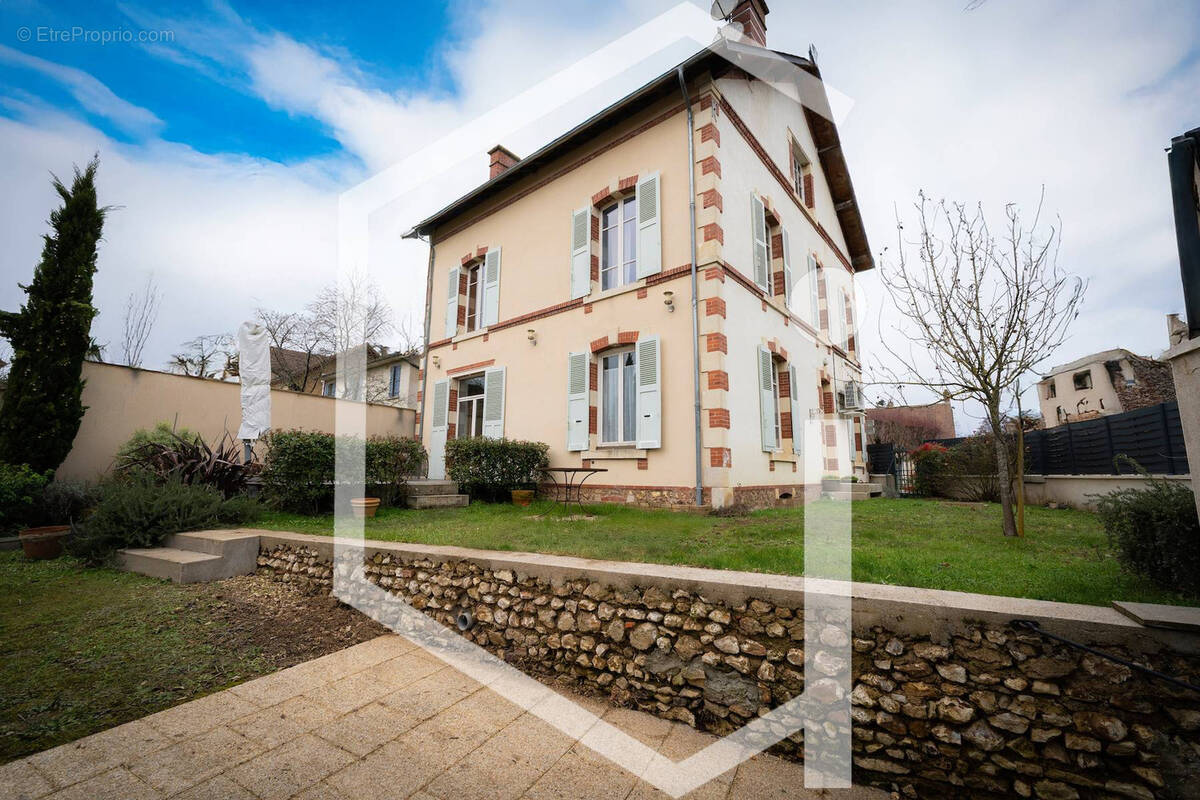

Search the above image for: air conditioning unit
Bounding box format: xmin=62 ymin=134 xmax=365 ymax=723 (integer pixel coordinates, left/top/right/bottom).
xmin=839 ymin=380 xmax=863 ymax=412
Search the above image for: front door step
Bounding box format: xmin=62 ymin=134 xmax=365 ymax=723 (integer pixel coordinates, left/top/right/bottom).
xmin=118 ymin=529 xmax=259 ymax=584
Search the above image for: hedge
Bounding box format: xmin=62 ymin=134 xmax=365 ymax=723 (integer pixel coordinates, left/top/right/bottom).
xmin=445 ymin=438 xmax=549 ymax=502
xmin=260 ymin=430 xmax=426 ymax=514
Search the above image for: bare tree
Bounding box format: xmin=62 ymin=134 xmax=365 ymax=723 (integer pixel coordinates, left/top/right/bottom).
xmin=121 ymin=275 xmax=161 ymax=368
xmin=252 ymin=308 xmax=327 ymax=392
xmin=875 ymin=192 xmax=1085 ymax=537
xmin=169 ymin=334 xmax=234 ymax=379
xmin=308 ymin=271 xmax=394 ymax=356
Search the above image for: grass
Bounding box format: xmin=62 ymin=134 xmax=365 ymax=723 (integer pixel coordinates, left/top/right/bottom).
xmin=255 ymin=497 xmax=1198 ymax=608
xmin=0 ymin=553 xmax=271 ymax=762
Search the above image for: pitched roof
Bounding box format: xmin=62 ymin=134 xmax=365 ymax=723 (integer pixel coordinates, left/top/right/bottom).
xmin=405 ymin=37 xmax=872 ymax=272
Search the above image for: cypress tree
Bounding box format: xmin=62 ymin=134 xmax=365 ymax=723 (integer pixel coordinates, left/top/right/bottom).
xmin=0 ymin=157 xmax=106 ymax=472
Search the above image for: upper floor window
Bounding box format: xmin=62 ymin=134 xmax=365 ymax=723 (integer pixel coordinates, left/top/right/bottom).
xmin=388 ymin=364 xmax=403 ymax=398
xmin=464 ymin=263 xmax=482 ymax=332
xmin=322 ymin=380 xmax=335 ymax=397
xmin=791 ymin=139 xmax=813 ymax=208
xmin=1073 ymin=371 xmax=1092 ymax=391
xmin=601 ymin=197 xmax=637 ymax=291
xmin=1045 ymin=381 xmax=1057 ymax=399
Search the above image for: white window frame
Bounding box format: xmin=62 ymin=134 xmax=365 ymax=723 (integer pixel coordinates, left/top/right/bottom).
xmin=456 ymin=373 xmax=487 ymax=439
xmin=792 ymin=143 xmax=811 ymax=203
xmin=771 ymin=362 xmax=782 ymax=450
xmin=464 ymin=262 xmax=482 ymax=333
xmin=322 ymin=379 xmax=335 ymax=397
xmin=599 ymin=346 xmax=638 ymax=446
xmin=600 ymin=196 xmax=638 ymax=291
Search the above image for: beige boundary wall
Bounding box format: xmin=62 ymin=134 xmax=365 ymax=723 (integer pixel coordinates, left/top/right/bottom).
xmin=254 ymin=530 xmax=1200 ymax=799
xmin=56 ymin=362 xmax=415 ymax=482
xmin=940 ymin=474 xmax=1193 ymax=511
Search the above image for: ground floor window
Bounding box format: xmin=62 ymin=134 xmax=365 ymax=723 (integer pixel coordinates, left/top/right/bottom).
xmin=771 ymin=363 xmax=782 ymax=449
xmin=600 ymin=347 xmax=637 ymax=445
xmin=456 ymin=374 xmax=485 ymax=438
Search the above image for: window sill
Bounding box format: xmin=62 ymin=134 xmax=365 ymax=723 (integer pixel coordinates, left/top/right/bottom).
xmin=585 ymin=446 xmax=646 ymax=460
xmin=587 ymin=280 xmax=646 ymax=305
xmin=452 ymin=327 xmax=488 ymax=344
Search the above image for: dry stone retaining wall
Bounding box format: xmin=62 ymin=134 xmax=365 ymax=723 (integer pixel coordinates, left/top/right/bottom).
xmin=254 ymin=532 xmax=1200 ymax=799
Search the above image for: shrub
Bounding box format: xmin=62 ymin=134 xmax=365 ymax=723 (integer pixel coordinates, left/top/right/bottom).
xmin=117 ymin=429 xmax=252 ymax=498
xmin=0 ymin=463 xmax=52 ymax=534
xmin=32 ymin=479 xmax=98 ymax=526
xmin=445 ymin=438 xmax=549 ymax=502
xmin=366 ymin=435 xmax=427 ymax=506
xmin=261 ymin=430 xmax=426 ymax=514
xmin=67 ymin=477 xmax=261 ymax=565
xmin=115 ymin=422 xmax=201 ymax=471
xmin=941 ymin=434 xmax=1004 ymax=502
xmin=1095 ymin=472 xmax=1200 ymax=596
xmin=909 ymin=442 xmax=948 ymax=497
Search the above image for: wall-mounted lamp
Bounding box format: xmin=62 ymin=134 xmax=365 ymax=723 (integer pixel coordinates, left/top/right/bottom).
xmin=527 ymin=328 xmax=538 ymax=345
xmin=663 ymin=290 xmax=675 ymax=312
xmin=432 ymin=355 xmax=440 ymax=368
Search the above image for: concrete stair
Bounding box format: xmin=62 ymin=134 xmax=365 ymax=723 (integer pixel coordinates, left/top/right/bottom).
xmin=118 ymin=529 xmax=260 ymax=583
xmin=405 ymin=479 xmax=470 ymax=509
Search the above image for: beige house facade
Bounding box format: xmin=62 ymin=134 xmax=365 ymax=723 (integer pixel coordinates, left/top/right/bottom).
xmin=407 ymin=5 xmax=872 ymax=507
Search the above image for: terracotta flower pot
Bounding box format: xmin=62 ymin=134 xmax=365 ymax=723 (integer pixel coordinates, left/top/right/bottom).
xmin=350 ymin=497 xmax=381 ymax=518
xmin=511 ymin=489 xmax=534 ymax=507
xmin=19 ymin=525 xmax=71 ymax=560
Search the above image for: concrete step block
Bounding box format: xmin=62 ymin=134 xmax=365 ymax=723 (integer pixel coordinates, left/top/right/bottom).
xmin=406 ymin=480 xmax=462 ymax=497
xmin=407 ymin=494 xmax=470 ymax=509
xmin=118 ymin=547 xmax=226 ymax=583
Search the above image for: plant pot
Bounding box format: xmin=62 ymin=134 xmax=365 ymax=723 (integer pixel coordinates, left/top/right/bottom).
xmin=350 ymin=497 xmax=381 ymax=518
xmin=19 ymin=525 xmax=71 ymax=560
xmin=511 ymin=489 xmax=534 ymax=507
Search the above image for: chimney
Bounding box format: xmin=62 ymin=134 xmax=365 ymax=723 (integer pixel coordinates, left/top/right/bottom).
xmin=729 ymin=0 xmax=769 ymax=46
xmin=488 ymin=145 xmax=520 ymax=179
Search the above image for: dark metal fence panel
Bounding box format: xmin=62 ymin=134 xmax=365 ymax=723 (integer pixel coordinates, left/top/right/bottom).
xmin=1022 ymin=400 xmax=1188 ymax=476
xmin=866 ymin=443 xmax=896 ymax=475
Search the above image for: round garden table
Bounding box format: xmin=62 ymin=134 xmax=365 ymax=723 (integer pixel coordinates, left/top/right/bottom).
xmin=541 ymin=466 xmax=608 ymax=510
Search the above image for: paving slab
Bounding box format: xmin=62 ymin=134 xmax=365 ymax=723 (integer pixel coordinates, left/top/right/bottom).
xmin=7 ymin=634 xmax=890 ymax=800
xmin=1113 ymin=600 xmax=1200 ymax=631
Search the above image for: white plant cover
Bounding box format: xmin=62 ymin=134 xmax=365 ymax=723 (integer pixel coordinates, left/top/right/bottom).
xmin=236 ymin=321 xmax=271 ymax=440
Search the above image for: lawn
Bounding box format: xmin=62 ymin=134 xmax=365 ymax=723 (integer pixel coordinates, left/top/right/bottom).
xmin=256 ymin=497 xmax=1198 ymax=608
xmin=0 ymin=554 xmax=385 ymax=763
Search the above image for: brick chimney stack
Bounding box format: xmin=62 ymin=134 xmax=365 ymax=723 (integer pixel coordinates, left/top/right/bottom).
xmin=729 ymin=0 xmax=769 ymax=47
xmin=488 ymin=145 xmax=520 ymax=179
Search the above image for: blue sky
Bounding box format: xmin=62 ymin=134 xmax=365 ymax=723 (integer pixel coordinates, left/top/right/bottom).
xmin=1 ymin=0 xmax=1198 ymax=432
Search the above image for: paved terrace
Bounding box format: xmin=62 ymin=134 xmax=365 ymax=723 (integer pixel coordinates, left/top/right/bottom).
xmin=0 ymin=634 xmax=887 ymax=800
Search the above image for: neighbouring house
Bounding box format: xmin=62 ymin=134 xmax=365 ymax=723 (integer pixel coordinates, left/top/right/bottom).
xmin=268 ymin=347 xmax=332 ymax=394
xmin=865 ymin=398 xmax=956 ymax=450
xmin=1037 ymin=348 xmax=1176 ymax=427
xmin=317 ymin=350 xmax=421 ymax=408
xmin=405 ymin=2 xmax=872 ymax=508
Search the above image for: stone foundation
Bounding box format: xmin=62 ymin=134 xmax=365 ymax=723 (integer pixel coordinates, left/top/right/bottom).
xmin=255 ymin=532 xmax=1200 ymax=799
xmin=535 ymin=482 xmax=819 ymax=509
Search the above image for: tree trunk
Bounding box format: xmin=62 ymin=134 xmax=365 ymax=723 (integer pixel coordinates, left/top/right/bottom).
xmin=989 ymin=406 xmax=1018 ymax=538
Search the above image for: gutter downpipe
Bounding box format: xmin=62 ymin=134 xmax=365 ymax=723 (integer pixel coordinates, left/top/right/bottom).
xmin=414 ymin=231 xmax=435 ymax=447
xmin=678 ymin=66 xmax=703 ymax=507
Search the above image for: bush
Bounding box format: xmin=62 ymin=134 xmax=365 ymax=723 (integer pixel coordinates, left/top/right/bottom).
xmin=115 ymin=422 xmax=201 ymax=472
xmin=1095 ymin=473 xmax=1200 ymax=596
xmin=909 ymin=442 xmax=948 ymax=497
xmin=67 ymin=477 xmax=261 ymax=565
xmin=117 ymin=429 xmax=253 ymax=498
xmin=0 ymin=463 xmax=52 ymax=534
xmin=941 ymin=434 xmax=1004 ymax=502
xmin=445 ymin=438 xmax=549 ymax=502
xmin=261 ymin=430 xmax=426 ymax=514
xmin=32 ymin=479 xmax=98 ymax=526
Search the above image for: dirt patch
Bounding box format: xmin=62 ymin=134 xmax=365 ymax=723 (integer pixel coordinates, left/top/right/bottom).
xmin=200 ymin=574 xmax=388 ymax=668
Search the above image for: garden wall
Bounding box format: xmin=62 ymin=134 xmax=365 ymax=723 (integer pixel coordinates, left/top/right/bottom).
xmin=56 ymin=362 xmax=416 ymax=481
xmin=938 ymin=474 xmax=1193 ymax=511
xmin=254 ymin=530 xmax=1200 ymax=799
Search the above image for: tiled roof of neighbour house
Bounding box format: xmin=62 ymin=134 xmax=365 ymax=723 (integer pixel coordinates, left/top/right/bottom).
xmin=865 ymin=400 xmax=956 ymax=440
xmin=316 ymin=349 xmax=420 ymax=381
xmin=403 ymin=37 xmax=873 ymax=272
xmin=269 ymin=347 xmax=331 ymax=389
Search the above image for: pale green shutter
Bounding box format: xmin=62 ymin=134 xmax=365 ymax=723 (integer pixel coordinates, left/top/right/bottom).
xmin=482 ymin=248 xmax=501 ymax=327
xmin=444 ymin=267 xmax=460 ymax=339
xmin=482 ymin=367 xmax=506 ymax=439
xmin=635 ymin=173 xmax=661 ymax=279
xmin=635 ymin=335 xmax=661 ymax=449
xmin=758 ymin=346 xmax=777 ymax=451
xmin=566 ymin=352 xmax=588 ymax=451
xmin=570 ymin=208 xmax=591 ymax=299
